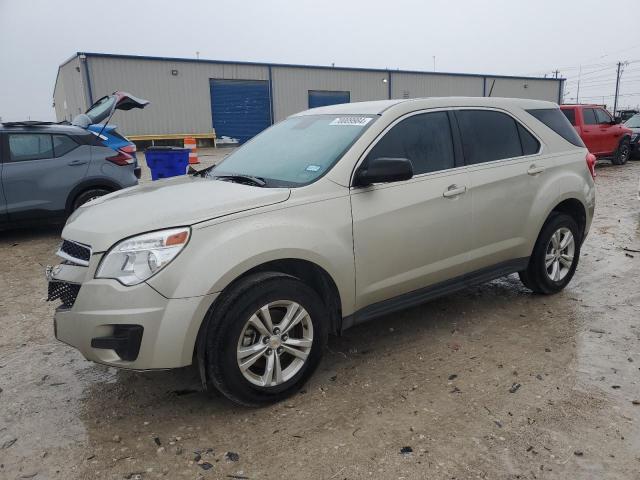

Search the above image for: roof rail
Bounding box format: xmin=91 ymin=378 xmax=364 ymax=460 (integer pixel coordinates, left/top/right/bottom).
xmin=1 ymin=121 xmax=62 ymax=127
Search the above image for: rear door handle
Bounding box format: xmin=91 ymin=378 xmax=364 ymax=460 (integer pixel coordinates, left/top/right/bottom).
xmin=67 ymin=160 xmax=88 ymax=166
xmin=527 ymin=164 xmax=545 ymax=175
xmin=443 ymin=184 xmax=467 ymax=198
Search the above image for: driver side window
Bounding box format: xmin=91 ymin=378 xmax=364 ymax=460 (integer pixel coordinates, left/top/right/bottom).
xmin=595 ymin=108 xmax=612 ymax=125
xmin=366 ymin=112 xmax=455 ymax=175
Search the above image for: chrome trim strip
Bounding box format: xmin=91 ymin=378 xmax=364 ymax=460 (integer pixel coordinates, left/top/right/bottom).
xmin=55 ymin=249 xmax=90 ymax=267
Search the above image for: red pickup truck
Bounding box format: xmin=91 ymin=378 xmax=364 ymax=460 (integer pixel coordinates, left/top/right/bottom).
xmin=560 ymin=104 xmax=632 ymax=165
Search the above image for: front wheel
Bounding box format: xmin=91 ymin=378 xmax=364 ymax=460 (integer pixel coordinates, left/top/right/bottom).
xmin=72 ymin=188 xmax=111 ymax=211
xmin=203 ymin=272 xmax=328 ymax=406
xmin=519 ymin=213 xmax=581 ymax=294
xmin=612 ymin=139 xmax=630 ymax=165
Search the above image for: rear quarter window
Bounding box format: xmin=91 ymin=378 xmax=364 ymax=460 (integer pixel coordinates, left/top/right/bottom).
xmin=53 ymin=135 xmax=79 ymax=157
xmin=526 ymin=109 xmax=585 ymax=147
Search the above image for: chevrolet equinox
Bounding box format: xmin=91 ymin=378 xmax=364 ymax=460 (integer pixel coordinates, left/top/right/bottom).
xmin=47 ymin=97 xmax=596 ymax=406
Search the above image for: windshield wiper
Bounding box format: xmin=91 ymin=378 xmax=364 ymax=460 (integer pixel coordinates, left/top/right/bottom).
xmin=189 ymin=164 xmax=215 ymax=177
xmin=212 ymin=174 xmax=267 ymax=187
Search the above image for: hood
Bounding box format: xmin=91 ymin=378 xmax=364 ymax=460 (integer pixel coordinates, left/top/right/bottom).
xmin=63 ymin=176 xmax=290 ymax=252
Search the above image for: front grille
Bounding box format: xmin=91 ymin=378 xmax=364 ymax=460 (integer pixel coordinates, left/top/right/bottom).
xmin=59 ymin=240 xmax=91 ymax=265
xmin=47 ymin=281 xmax=81 ymax=308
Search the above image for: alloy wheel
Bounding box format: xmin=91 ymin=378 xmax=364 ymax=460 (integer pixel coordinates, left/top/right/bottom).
xmin=545 ymin=227 xmax=575 ymax=282
xmin=236 ymin=300 xmax=313 ymax=387
xmin=620 ymin=144 xmax=630 ymax=162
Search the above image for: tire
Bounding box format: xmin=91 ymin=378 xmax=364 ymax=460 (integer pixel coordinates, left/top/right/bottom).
xmin=202 ymin=272 xmax=328 ymax=406
xmin=612 ymin=139 xmax=630 ymax=165
xmin=519 ymin=213 xmax=581 ymax=295
xmin=72 ymin=188 xmax=111 ymax=211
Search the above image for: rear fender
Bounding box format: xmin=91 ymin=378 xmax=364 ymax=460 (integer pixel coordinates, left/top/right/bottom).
xmin=522 ymin=164 xmax=593 ymax=257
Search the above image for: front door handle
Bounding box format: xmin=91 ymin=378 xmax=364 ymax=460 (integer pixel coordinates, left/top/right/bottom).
xmin=527 ymin=164 xmax=545 ymax=175
xmin=68 ymin=160 xmax=88 ymax=166
xmin=443 ymin=184 xmax=467 ymax=198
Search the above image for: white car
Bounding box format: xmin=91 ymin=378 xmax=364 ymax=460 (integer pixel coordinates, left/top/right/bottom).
xmin=47 ymin=97 xmax=596 ymax=406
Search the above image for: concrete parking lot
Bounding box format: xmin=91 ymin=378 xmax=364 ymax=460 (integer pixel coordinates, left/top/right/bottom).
xmin=1 ymin=159 xmax=639 ymax=480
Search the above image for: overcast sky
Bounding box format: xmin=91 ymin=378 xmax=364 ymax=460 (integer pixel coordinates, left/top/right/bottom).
xmin=1 ymin=0 xmax=639 ymax=122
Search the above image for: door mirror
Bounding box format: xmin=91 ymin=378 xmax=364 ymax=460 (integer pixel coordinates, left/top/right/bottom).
xmin=613 ymin=117 xmax=622 ymax=125
xmin=353 ymin=157 xmax=413 ymax=187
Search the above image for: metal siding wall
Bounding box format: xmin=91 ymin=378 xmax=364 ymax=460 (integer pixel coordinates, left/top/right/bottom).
xmin=54 ymin=57 xmax=87 ymax=122
xmin=87 ymin=57 xmax=268 ymax=136
xmin=390 ymin=73 xmax=483 ymax=99
xmin=271 ymin=67 xmax=388 ymax=121
xmin=483 ymin=77 xmax=561 ymax=102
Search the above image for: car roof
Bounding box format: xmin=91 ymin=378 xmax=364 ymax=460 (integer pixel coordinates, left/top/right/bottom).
xmin=293 ymin=96 xmax=558 ymax=117
xmin=0 ymin=122 xmax=87 ymax=135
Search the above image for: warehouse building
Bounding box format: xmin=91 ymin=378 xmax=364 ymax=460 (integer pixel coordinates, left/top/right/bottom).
xmin=53 ymin=52 xmax=564 ymax=143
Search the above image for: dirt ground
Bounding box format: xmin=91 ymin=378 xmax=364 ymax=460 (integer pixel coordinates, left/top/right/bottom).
xmin=1 ymin=156 xmax=639 ymax=480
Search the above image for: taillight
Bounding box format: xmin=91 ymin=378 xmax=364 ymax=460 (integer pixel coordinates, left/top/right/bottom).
xmin=106 ymin=149 xmax=134 ymax=166
xmin=585 ymin=153 xmax=596 ymax=179
xmin=121 ymin=144 xmax=136 ymax=154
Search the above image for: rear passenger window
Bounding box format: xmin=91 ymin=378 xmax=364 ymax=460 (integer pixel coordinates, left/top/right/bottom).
xmin=8 ymin=134 xmax=54 ymax=162
xmin=517 ymin=124 xmax=540 ymax=155
xmin=53 ymin=135 xmax=79 ymax=157
xmin=562 ymin=109 xmax=576 ymax=125
xmin=583 ymin=108 xmax=597 ymax=125
xmin=455 ymin=110 xmax=522 ymax=164
xmin=367 ymin=111 xmax=454 ymax=175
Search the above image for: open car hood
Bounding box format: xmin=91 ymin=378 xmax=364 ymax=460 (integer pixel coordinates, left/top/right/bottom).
xmin=72 ymin=91 xmax=150 ymax=128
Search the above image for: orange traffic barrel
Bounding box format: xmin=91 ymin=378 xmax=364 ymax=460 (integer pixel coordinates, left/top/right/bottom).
xmin=184 ymin=137 xmax=199 ymax=164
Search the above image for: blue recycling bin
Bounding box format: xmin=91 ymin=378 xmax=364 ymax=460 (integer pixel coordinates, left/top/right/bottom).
xmin=144 ymin=147 xmax=190 ymax=181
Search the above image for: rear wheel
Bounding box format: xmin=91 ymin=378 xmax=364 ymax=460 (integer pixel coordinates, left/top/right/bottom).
xmin=72 ymin=188 xmax=111 ymax=211
xmin=202 ymin=272 xmax=328 ymax=406
xmin=519 ymin=213 xmax=581 ymax=294
xmin=612 ymin=139 xmax=630 ymax=165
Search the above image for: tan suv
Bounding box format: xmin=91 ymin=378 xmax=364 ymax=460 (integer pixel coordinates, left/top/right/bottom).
xmin=47 ymin=97 xmax=596 ymax=406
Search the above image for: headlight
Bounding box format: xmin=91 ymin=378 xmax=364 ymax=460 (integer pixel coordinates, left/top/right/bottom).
xmin=96 ymin=227 xmax=190 ymax=285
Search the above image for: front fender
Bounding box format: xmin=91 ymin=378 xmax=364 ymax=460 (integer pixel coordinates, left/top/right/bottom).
xmin=147 ymin=194 xmax=356 ymax=316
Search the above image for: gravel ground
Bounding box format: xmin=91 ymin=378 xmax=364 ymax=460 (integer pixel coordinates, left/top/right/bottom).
xmin=0 ymin=157 xmax=639 ymax=480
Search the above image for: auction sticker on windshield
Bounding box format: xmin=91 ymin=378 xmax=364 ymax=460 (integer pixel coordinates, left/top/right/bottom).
xmin=330 ymin=117 xmax=373 ymax=126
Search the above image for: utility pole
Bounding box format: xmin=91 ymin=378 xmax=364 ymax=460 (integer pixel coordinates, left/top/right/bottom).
xmin=613 ymin=61 xmax=624 ymax=116
xmin=576 ymin=65 xmax=582 ymax=104
xmin=553 ymin=69 xmax=559 ymax=78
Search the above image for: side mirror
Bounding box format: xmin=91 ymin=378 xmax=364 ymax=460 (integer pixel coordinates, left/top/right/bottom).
xmin=353 ymin=157 xmax=413 ymax=187
xmin=614 ymin=117 xmax=622 ymax=124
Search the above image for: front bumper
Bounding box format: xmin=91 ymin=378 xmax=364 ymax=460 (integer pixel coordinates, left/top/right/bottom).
xmin=51 ymin=266 xmax=218 ymax=370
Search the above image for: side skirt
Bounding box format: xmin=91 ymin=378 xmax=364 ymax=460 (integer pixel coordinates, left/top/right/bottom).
xmin=341 ymin=257 xmax=529 ymax=331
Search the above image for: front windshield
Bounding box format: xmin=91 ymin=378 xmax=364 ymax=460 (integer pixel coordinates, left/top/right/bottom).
xmin=210 ymin=115 xmax=375 ymax=187
xmin=625 ymin=114 xmax=640 ymax=128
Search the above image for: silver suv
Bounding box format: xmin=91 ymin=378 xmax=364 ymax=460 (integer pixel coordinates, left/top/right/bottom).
xmin=48 ymin=97 xmax=595 ymax=406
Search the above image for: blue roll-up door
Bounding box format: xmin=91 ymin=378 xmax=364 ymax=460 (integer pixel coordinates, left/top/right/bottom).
xmin=210 ymin=79 xmax=271 ymax=144
xmin=308 ymin=90 xmax=351 ymax=109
